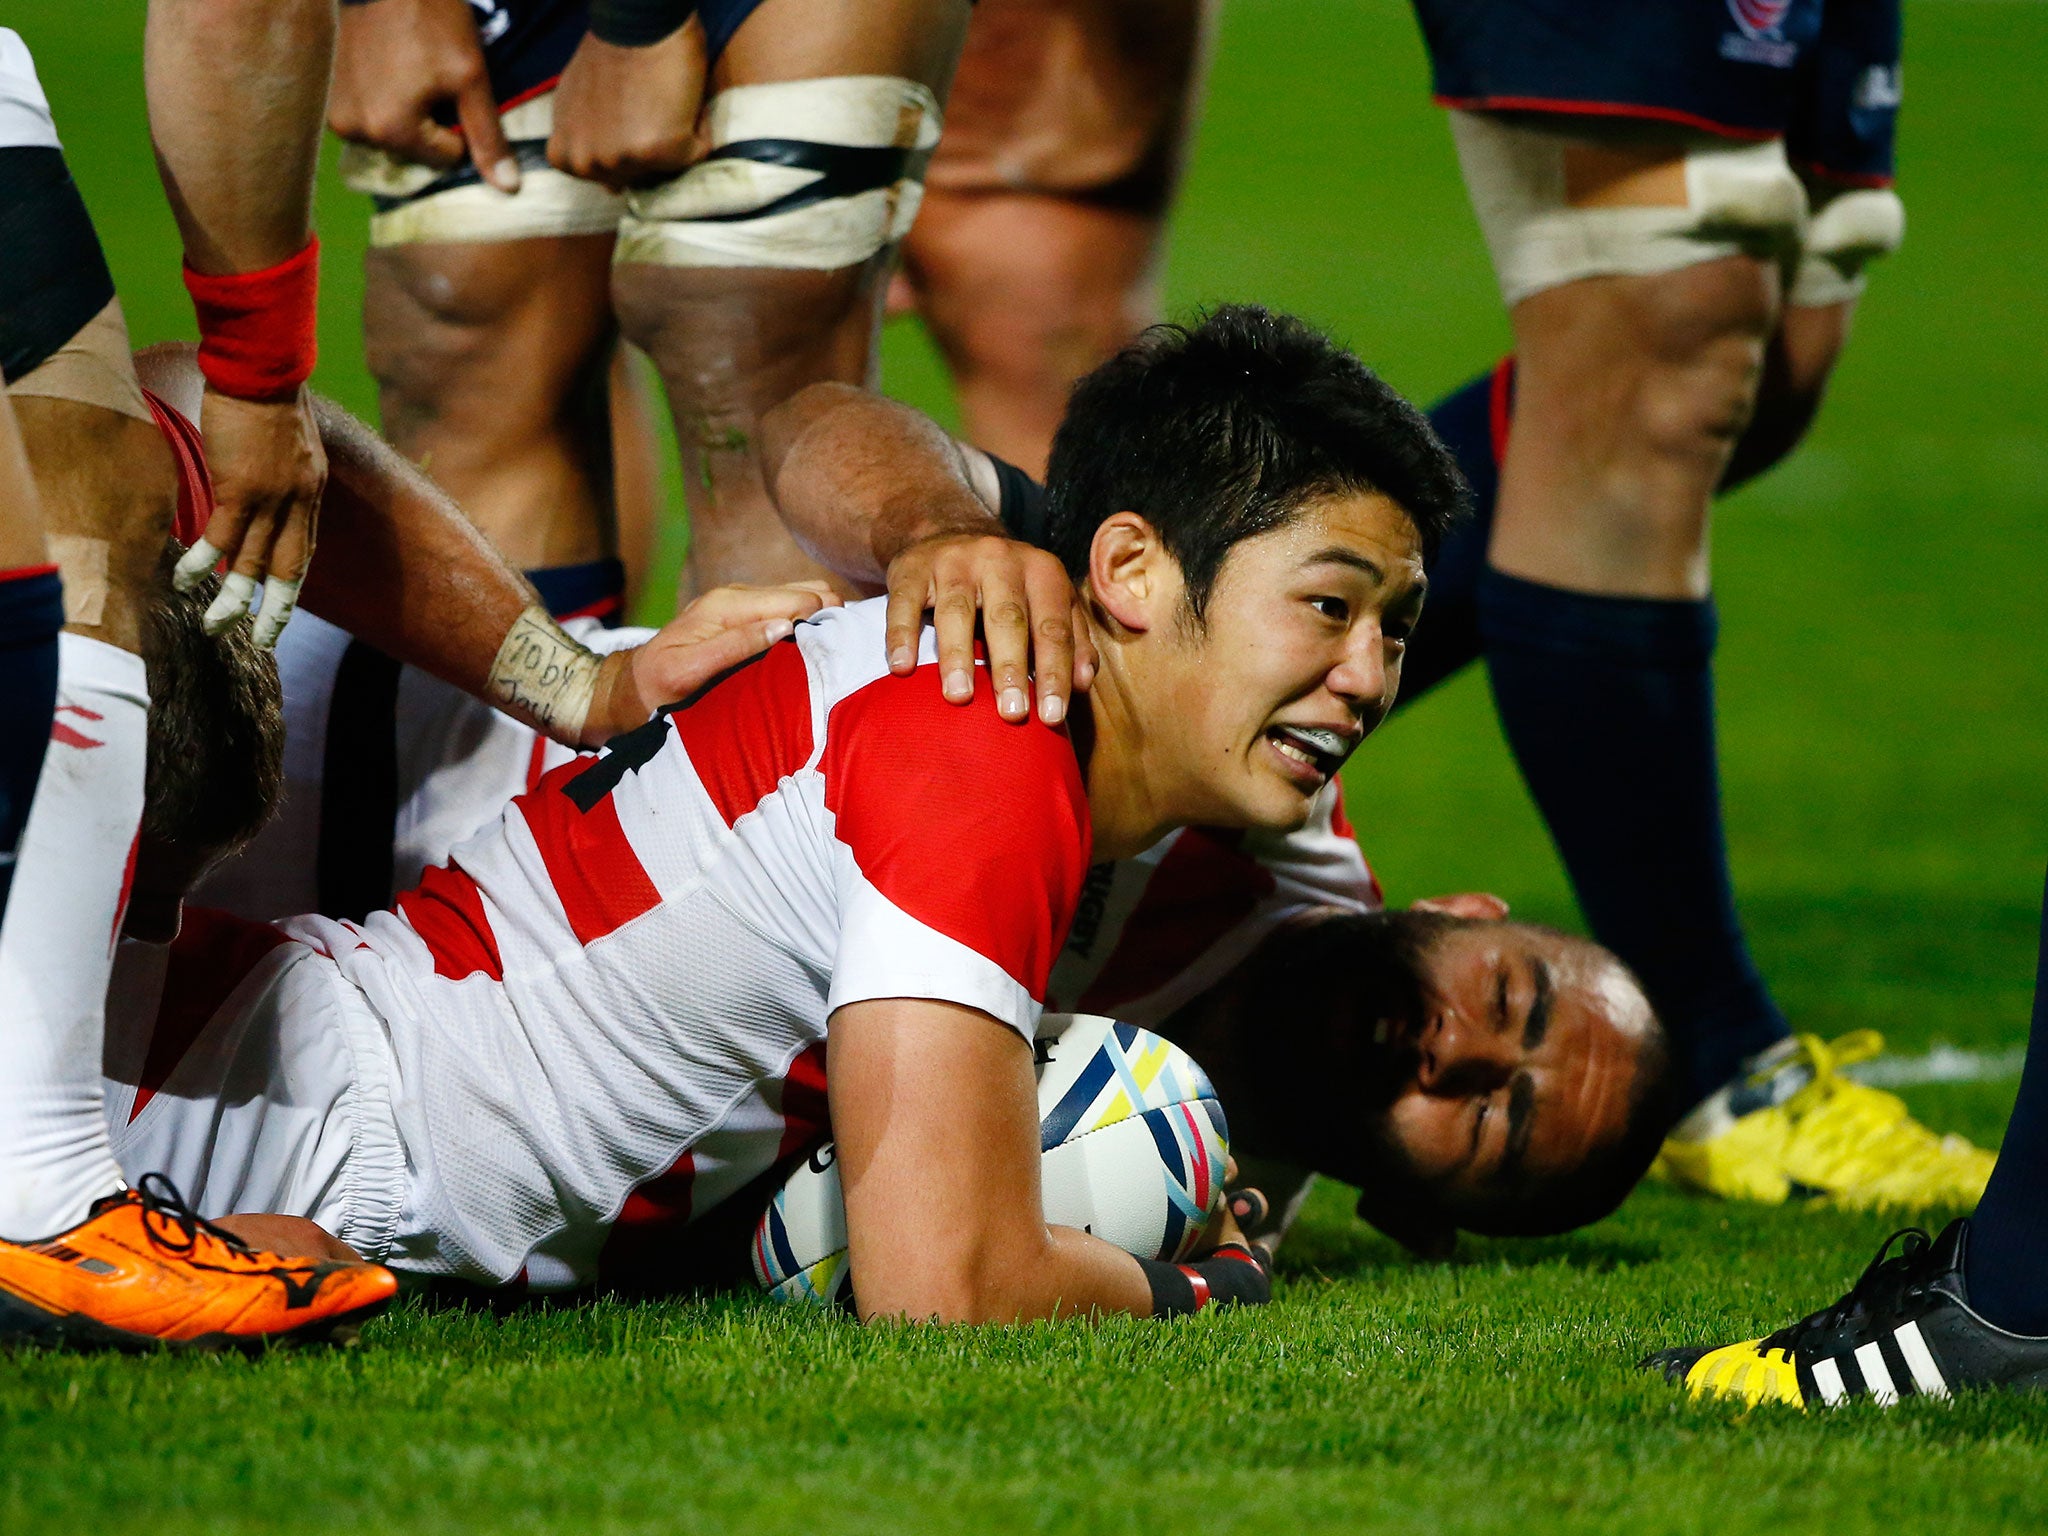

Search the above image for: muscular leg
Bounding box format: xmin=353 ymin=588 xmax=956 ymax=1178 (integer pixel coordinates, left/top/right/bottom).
xmin=610 ymin=0 xmax=971 ymax=597
xmin=899 ymin=0 xmax=1212 ymax=475
xmin=1406 ymin=293 xmax=1857 ymax=707
xmin=365 ymin=234 xmax=620 ymax=571
xmin=1473 ymin=245 xmax=1790 ymax=1106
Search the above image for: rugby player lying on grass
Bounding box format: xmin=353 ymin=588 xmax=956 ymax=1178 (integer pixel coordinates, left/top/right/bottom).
xmin=21 ymin=307 xmax=1634 ymax=1341
xmin=159 ymin=312 xmax=1663 ymax=1307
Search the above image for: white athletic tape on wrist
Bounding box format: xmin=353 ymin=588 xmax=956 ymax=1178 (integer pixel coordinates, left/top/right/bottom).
xmin=249 ymin=575 xmax=302 ymax=651
xmin=488 ymin=606 xmax=602 ymax=744
xmin=172 ymin=536 xmax=224 ymax=593
xmin=339 ymin=95 xmax=628 ymax=247
xmin=1788 ymin=187 xmax=1905 ymax=308
xmin=1449 ymin=111 xmax=1809 ymax=309
xmin=202 ymin=571 xmax=258 ymax=634
xmin=615 ymin=76 xmax=942 ymax=271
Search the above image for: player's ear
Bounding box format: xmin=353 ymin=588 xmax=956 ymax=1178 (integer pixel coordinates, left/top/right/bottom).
xmin=1086 ymin=512 xmax=1170 ymax=634
xmin=1355 ymin=1189 xmax=1457 ymax=1261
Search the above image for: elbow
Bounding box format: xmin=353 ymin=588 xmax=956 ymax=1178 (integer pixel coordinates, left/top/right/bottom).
xmin=855 ymin=1235 xmax=1051 ymax=1326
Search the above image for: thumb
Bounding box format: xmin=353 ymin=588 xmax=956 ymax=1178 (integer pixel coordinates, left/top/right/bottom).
xmin=455 ymin=76 xmax=520 ymax=193
xmin=636 ymin=617 xmax=794 ymax=708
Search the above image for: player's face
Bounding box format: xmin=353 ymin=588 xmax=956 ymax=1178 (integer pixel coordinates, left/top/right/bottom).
xmin=1375 ymin=924 xmax=1652 ymax=1206
xmin=1157 ymin=492 xmax=1426 ymax=832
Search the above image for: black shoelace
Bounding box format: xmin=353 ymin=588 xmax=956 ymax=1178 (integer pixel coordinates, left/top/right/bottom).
xmin=129 ymin=1171 xmax=257 ymax=1260
xmin=1764 ymin=1227 xmax=1936 ymax=1352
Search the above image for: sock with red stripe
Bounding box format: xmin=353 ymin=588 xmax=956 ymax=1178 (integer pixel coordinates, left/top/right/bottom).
xmin=526 ymin=558 xmax=626 ymax=627
xmin=0 ymin=563 xmax=62 ymax=919
xmin=1137 ymin=1244 xmax=1272 ymax=1316
xmin=1400 ymin=364 xmax=1505 ymax=706
xmin=0 ymin=633 xmax=146 ymax=1238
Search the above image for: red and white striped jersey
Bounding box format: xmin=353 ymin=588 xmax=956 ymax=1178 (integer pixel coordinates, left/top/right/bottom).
xmin=185 ymin=606 xmax=1380 ymax=1292
xmin=285 ymin=598 xmax=1092 ymax=1287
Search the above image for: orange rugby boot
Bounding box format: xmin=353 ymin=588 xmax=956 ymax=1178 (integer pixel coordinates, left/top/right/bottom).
xmin=0 ymin=1172 xmax=398 ymax=1352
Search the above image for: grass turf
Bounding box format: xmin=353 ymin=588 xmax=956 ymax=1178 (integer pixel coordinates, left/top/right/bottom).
xmin=5 ymin=1 xmax=2048 ymax=1530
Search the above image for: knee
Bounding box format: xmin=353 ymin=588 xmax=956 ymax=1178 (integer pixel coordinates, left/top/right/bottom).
xmin=910 ymin=198 xmax=1160 ymax=397
xmin=363 ymin=246 xmax=611 ymax=448
xmin=1625 ymin=259 xmax=1780 ymax=467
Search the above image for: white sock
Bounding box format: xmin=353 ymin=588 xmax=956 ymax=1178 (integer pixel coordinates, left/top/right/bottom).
xmin=0 ymin=633 xmax=145 ymax=1238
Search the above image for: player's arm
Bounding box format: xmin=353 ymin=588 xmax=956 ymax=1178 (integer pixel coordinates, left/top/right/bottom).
xmin=829 ymin=998 xmax=1266 ymax=1323
xmin=135 ymin=345 xmax=829 ymax=745
xmin=145 ymin=0 xmax=336 ymax=647
xmin=761 ymin=381 xmax=1094 ymax=725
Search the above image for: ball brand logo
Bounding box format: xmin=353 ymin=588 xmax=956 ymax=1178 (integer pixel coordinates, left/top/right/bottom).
xmin=1727 ymin=0 xmax=1793 ymax=40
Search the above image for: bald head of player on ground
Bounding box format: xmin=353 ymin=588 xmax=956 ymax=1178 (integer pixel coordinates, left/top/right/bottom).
xmin=1169 ymin=905 xmax=1670 ymax=1262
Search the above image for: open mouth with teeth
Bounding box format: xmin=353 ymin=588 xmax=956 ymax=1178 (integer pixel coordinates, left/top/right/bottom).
xmin=1264 ymin=724 xmax=1355 ymax=780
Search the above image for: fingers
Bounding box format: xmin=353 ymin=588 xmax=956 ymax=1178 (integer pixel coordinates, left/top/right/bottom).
xmin=678 ymin=582 xmax=833 ymax=639
xmin=249 ymin=575 xmax=304 ymax=651
xmin=976 ymin=566 xmax=1032 ymax=724
xmin=932 ymin=577 xmax=979 ymax=705
xmin=1022 ymin=560 xmax=1075 ymax=726
xmin=454 ymin=73 xmax=521 ymax=193
xmin=1227 ymin=1188 xmax=1270 ymax=1232
xmin=172 ymin=535 xmax=225 ymax=593
xmin=883 ymin=553 xmax=932 ymax=676
xmin=643 ymin=615 xmax=798 ymax=704
xmin=1071 ymin=600 xmax=1098 ymax=694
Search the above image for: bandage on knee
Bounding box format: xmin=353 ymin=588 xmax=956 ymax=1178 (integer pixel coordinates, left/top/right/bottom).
xmin=340 ymin=95 xmax=627 ymax=247
xmin=7 ymin=298 xmax=150 ymax=423
xmin=615 ymin=76 xmax=943 ymax=271
xmin=1449 ymin=111 xmax=1808 ymax=309
xmin=1789 ymin=187 xmax=1905 ymax=308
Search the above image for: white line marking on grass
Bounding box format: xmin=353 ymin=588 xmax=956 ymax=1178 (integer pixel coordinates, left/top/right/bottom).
xmin=1844 ymin=1044 xmax=2028 ymax=1088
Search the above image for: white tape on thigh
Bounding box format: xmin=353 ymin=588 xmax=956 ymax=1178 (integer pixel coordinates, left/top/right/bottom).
xmin=46 ymin=535 xmax=108 ymax=626
xmin=0 ymin=28 xmax=59 ymax=151
xmin=615 ymin=77 xmax=942 ymax=270
xmin=338 ymin=95 xmax=626 ymax=246
xmin=1789 ymin=187 xmax=1905 ymax=308
xmin=487 ymin=606 xmax=601 ymax=744
xmin=1449 ymin=111 xmax=1808 ymax=308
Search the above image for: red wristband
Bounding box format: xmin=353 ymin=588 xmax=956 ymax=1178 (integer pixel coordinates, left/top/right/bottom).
xmin=181 ymin=237 xmax=320 ymax=403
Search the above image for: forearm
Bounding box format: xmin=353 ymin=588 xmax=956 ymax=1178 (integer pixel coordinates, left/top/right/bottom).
xmin=145 ymin=0 xmax=334 ymax=273
xmin=857 ymin=1225 xmax=1154 ymax=1325
xmin=763 ymin=383 xmax=1005 ymax=587
xmin=300 ymin=396 xmax=534 ymax=691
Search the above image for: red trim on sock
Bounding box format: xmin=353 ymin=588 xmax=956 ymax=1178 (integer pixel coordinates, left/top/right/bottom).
xmin=0 ymin=563 xmax=60 ymax=583
xmin=1178 ymin=1266 xmax=1212 ymax=1311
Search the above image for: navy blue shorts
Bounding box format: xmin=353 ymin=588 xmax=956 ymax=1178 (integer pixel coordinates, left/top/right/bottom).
xmin=1413 ymin=0 xmax=1900 ymax=184
xmin=467 ymin=0 xmax=770 ymax=107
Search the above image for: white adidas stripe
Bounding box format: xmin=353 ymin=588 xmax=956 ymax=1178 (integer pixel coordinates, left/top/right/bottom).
xmin=1811 ymin=1356 xmax=1848 ymax=1406
xmin=1894 ymin=1320 xmax=1952 ymax=1399
xmin=1855 ymin=1341 xmax=1901 ymax=1405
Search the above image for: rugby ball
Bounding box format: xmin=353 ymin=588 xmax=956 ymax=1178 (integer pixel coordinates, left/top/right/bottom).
xmin=752 ymin=1013 xmax=1230 ymax=1306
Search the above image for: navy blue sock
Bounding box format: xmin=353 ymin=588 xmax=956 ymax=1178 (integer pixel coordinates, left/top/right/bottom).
xmin=1963 ymin=866 xmax=2048 ymax=1335
xmin=1478 ymin=569 xmax=1788 ymax=1104
xmin=1401 ymin=363 xmax=1507 ymax=707
xmin=0 ymin=564 xmax=63 ymax=919
xmin=525 ymin=557 xmax=627 ymax=626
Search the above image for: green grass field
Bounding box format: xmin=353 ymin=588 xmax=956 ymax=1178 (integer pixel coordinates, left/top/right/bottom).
xmin=6 ymin=2 xmax=2048 ymax=1530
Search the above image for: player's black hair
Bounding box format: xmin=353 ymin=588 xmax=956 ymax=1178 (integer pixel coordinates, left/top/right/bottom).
xmin=1041 ymin=305 xmax=1467 ymax=618
xmin=140 ymin=541 xmax=284 ymax=864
